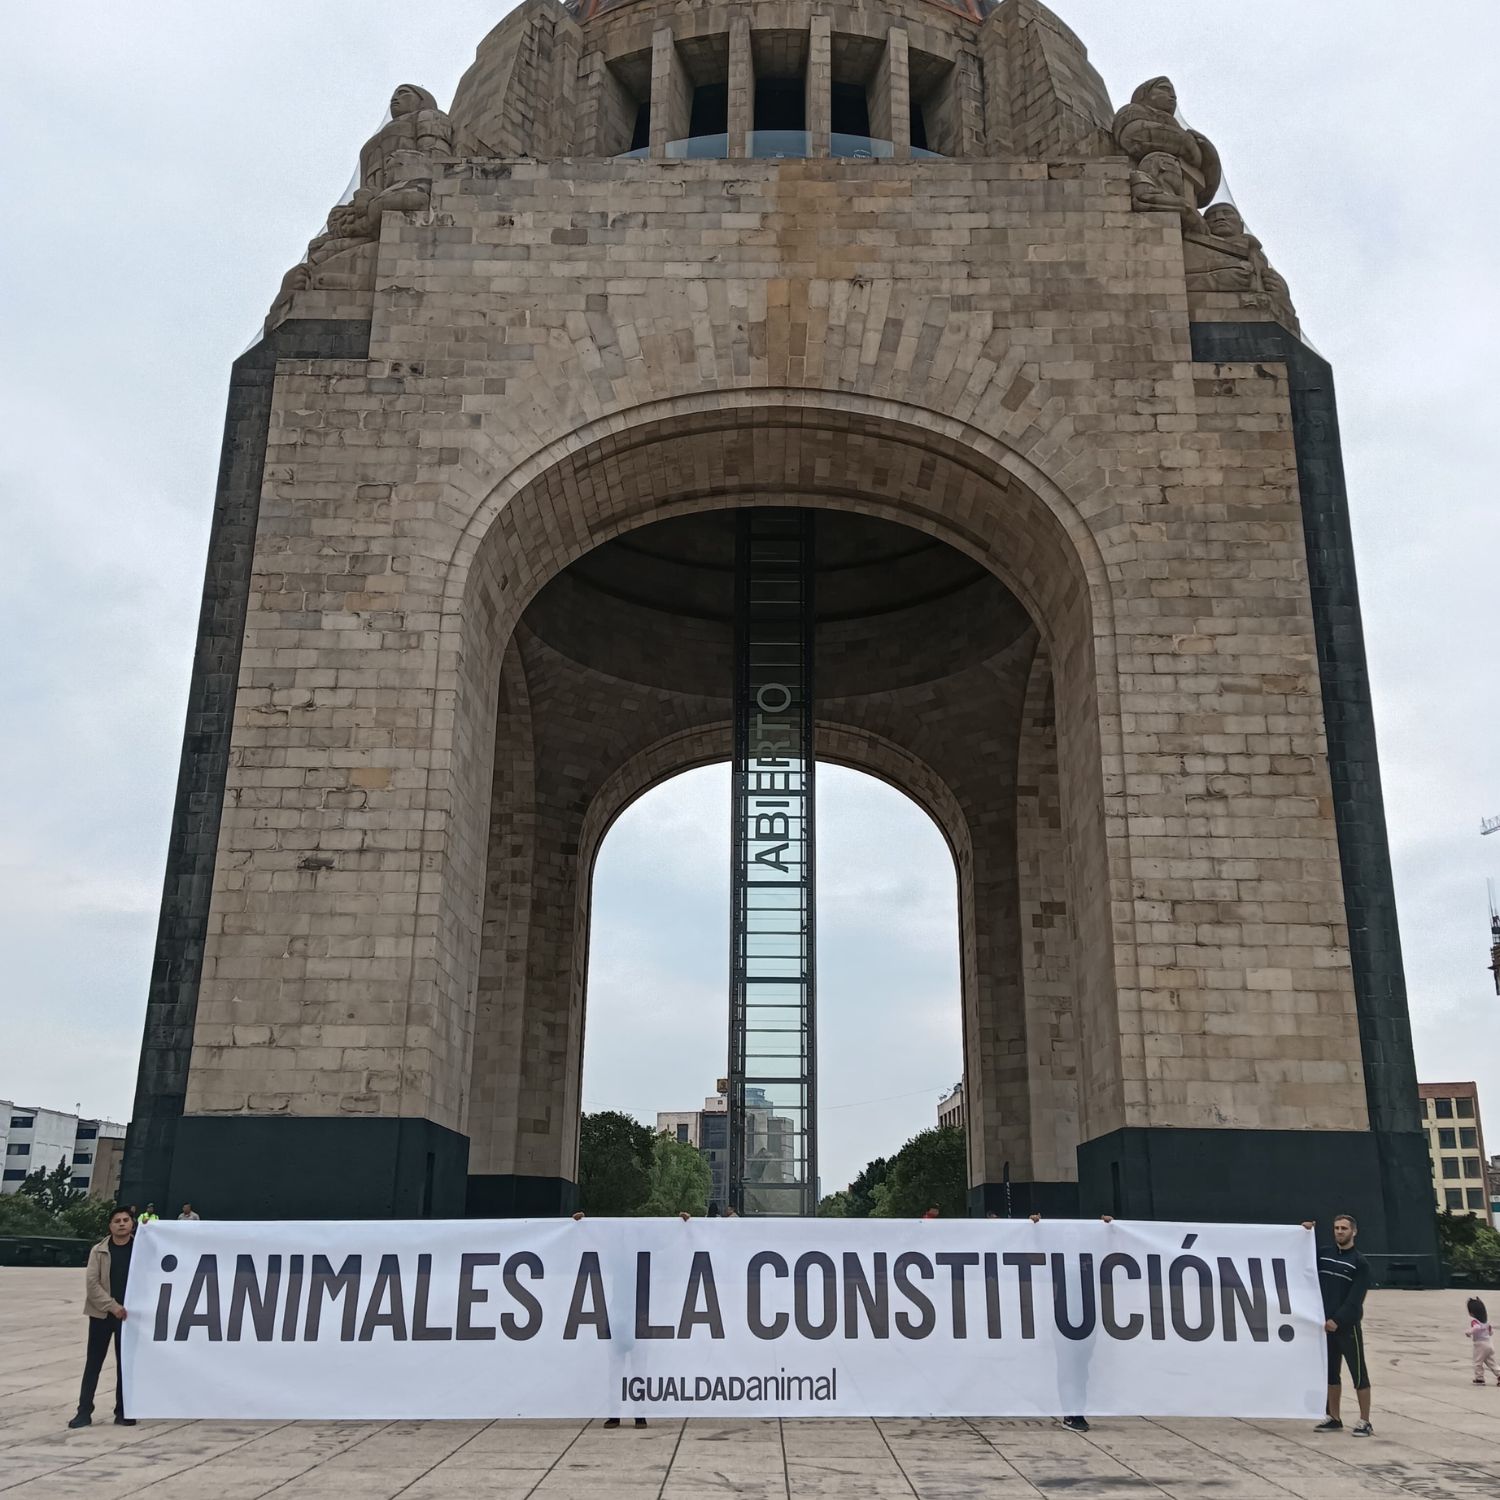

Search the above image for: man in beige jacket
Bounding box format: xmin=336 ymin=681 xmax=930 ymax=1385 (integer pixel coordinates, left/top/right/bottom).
xmin=67 ymin=1207 xmax=137 ymax=1429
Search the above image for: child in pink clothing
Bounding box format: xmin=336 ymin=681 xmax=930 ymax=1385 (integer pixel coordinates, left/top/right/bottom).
xmin=1465 ymin=1297 xmax=1498 ymax=1385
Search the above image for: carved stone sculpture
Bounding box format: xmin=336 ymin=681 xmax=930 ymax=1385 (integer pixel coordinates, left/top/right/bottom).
xmin=1129 ymin=152 xmax=1202 ymax=230
xmin=1113 ymin=77 xmax=1222 ymax=208
xmin=1184 ymin=202 xmax=1298 ymax=330
xmin=267 ymin=85 xmax=455 ymax=330
xmin=354 ymin=84 xmax=455 ymax=227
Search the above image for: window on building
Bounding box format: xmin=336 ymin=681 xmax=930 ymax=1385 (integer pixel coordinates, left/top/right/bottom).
xmin=1467 ymin=1189 xmax=1486 ymax=1211
xmin=598 ymin=48 xmax=653 ymax=157
xmin=1446 ymin=1187 xmax=1464 ymax=1209
xmin=1438 ymin=1128 xmax=1457 ymax=1149
xmin=1442 ymin=1157 xmax=1461 ymax=1179
xmin=676 ymin=1124 xmax=690 ymax=1143
xmin=6 ymin=1143 xmax=30 ymax=1156
xmin=76 ymin=1125 xmax=97 ymax=1141
xmin=629 ymin=101 xmax=651 ymax=152
xmin=72 ymin=1177 xmax=90 ymax=1191
xmin=2 ymin=1168 xmax=28 ymax=1182
xmin=688 ymin=83 xmax=728 ymax=141
xmin=905 ymin=98 xmax=927 ymax=152
xmin=1460 ymin=1127 xmax=1478 ymax=1149
xmin=754 ymin=78 xmax=806 ymax=133
xmin=1457 ymin=1097 xmax=1475 ymax=1118
xmin=73 ymin=1152 xmax=92 ymax=1165
xmin=831 ymin=82 xmax=871 ymax=140
xmin=1466 ymin=1157 xmax=1483 ymax=1178
xmin=1435 ymin=1098 xmax=1454 ymax=1118
xmin=8 ymin=1116 xmax=33 ymax=1130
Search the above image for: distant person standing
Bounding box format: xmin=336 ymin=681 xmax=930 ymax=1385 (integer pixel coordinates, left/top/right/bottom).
xmin=571 ymin=1209 xmax=689 ymax=1428
xmin=1304 ymin=1215 xmax=1373 ymax=1435
xmin=67 ymin=1208 xmax=137 ymax=1429
xmin=137 ymin=1204 xmax=159 ymax=1227
xmin=1465 ymin=1298 xmax=1499 ymax=1385
xmin=178 ymin=1204 xmax=200 ymax=1221
xmin=1025 ymin=1211 xmax=1113 ymax=1433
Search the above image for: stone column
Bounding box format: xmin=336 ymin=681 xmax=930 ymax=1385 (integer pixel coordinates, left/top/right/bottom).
xmin=1015 ymin=645 xmax=1081 ymax=1191
xmin=967 ymin=804 xmax=1030 ymax=1195
xmin=806 ymin=14 xmax=832 ymax=157
xmin=578 ymin=48 xmax=638 ymax=157
xmin=870 ymin=28 xmax=911 ymax=160
xmin=649 ymin=25 xmax=692 ymax=158
xmin=727 ymin=14 xmax=753 ymax=158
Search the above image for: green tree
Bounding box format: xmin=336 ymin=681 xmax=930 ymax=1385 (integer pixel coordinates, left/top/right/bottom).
xmin=19 ymin=1158 xmax=83 ymax=1216
xmin=845 ymin=1156 xmax=890 ymax=1218
xmin=0 ymin=1191 xmax=61 ymax=1235
xmin=59 ymin=1197 xmax=116 ymax=1242
xmin=578 ymin=1110 xmax=655 ymax=1215
xmin=817 ymin=1190 xmax=852 ymax=1217
xmin=1435 ymin=1211 xmax=1500 ymax=1286
xmin=639 ymin=1132 xmax=712 ymax=1217
xmin=871 ymin=1126 xmax=967 ymax=1219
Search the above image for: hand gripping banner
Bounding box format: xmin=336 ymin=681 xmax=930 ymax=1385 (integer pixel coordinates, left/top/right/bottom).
xmin=122 ymin=1218 xmax=1327 ymax=1420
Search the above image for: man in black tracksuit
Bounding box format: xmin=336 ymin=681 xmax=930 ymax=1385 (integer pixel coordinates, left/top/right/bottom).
xmin=1304 ymin=1214 xmax=1373 ymax=1435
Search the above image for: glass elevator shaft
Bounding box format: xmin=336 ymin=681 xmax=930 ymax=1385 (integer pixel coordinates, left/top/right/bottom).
xmin=728 ymin=510 xmax=817 ymax=1216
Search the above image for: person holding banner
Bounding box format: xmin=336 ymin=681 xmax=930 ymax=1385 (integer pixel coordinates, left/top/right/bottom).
xmin=67 ymin=1207 xmax=137 ymax=1429
xmin=1303 ymin=1216 xmax=1374 ymax=1435
xmin=574 ymin=1208 xmax=693 ymax=1429
xmin=1026 ymin=1211 xmax=1113 ymax=1433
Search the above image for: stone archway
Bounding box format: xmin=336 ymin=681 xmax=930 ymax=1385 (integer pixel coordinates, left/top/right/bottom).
xmin=446 ymin=395 xmax=1120 ymax=1215
xmin=126 ymin=0 xmax=1425 ymax=1265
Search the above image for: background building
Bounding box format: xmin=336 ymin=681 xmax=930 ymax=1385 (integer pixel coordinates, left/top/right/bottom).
xmin=1418 ymin=1083 xmax=1492 ymax=1224
xmin=90 ymin=1136 xmax=126 ymax=1204
xmin=937 ymin=1082 xmax=965 ymax=1131
xmin=659 ymin=1090 xmax=731 ymax=1211
xmin=1 ymin=1102 xmax=127 ymax=1198
xmin=657 ymin=1084 xmax=797 ymax=1212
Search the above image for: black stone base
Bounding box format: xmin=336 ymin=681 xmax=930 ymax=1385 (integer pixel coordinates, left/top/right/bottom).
xmin=466 ymin=1174 xmax=579 ymax=1217
xmin=1077 ymin=1127 xmax=1439 ymax=1285
xmin=969 ymin=1180 xmax=1080 ymax=1219
xmin=167 ymin=1116 xmax=469 ymax=1219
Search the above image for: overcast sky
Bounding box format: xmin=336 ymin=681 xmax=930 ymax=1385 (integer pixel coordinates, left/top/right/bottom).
xmin=2 ymin=3 xmax=1496 ymax=1196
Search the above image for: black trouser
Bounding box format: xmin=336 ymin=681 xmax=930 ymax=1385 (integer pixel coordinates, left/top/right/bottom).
xmin=1326 ymin=1323 xmax=1370 ymax=1391
xmin=77 ymin=1314 xmax=124 ymax=1418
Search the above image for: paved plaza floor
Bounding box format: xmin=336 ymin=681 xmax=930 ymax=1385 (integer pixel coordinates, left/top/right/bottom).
xmin=2 ymin=1273 xmax=1496 ymax=1498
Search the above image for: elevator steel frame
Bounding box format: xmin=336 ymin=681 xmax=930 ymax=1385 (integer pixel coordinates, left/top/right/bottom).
xmin=727 ymin=509 xmax=817 ymax=1216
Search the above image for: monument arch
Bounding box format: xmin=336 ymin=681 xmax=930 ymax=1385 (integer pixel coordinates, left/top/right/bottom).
xmin=124 ymin=0 xmax=1436 ymax=1278
xmin=384 ymin=394 xmax=1121 ymax=1217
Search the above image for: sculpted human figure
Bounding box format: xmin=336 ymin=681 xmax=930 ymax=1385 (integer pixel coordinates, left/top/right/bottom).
xmin=1113 ymin=77 xmax=1222 ymax=208
xmin=1188 ymin=202 xmax=1296 ymax=328
xmin=357 ymin=84 xmax=455 ymax=214
xmin=306 ymin=192 xmax=379 ymax=266
xmin=267 ymin=85 xmax=454 ymax=328
xmin=1129 ymin=152 xmax=1202 ymax=229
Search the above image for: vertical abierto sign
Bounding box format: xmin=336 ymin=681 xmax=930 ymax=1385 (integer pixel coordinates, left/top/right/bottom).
xmin=729 ymin=510 xmax=816 ymax=1216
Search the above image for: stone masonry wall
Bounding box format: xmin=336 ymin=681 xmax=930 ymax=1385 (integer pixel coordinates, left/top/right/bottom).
xmin=182 ymin=146 xmax=1369 ymax=1178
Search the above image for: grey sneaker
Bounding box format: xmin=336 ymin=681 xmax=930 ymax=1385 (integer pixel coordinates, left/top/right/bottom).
xmin=1061 ymin=1416 xmax=1090 ymax=1432
xmin=1313 ymin=1417 xmax=1342 ymax=1431
xmin=1351 ymin=1421 xmax=1373 ymax=1437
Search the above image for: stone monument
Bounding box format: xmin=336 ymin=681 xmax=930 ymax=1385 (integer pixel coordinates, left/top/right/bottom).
xmin=121 ymin=0 xmax=1435 ymax=1278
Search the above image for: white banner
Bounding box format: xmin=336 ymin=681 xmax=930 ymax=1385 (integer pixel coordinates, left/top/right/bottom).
xmin=121 ymin=1218 xmax=1326 ymax=1420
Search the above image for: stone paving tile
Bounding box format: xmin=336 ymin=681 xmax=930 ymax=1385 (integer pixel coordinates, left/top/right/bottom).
xmin=4 ymin=1276 xmax=1500 ymax=1498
